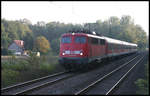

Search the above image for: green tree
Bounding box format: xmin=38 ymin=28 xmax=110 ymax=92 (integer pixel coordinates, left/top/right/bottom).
xmin=120 ymin=15 xmax=133 ymax=25
xmin=18 ymin=18 xmax=32 ymax=25
xmin=23 ymin=32 xmax=34 ymax=50
xmin=34 ymin=36 xmax=50 ymax=54
xmin=1 ymin=24 xmax=11 ymax=48
xmin=51 ymin=38 xmax=60 ymax=55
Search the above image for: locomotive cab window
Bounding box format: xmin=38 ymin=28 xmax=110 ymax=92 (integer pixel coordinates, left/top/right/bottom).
xmin=61 ymin=36 xmax=71 ymax=43
xmin=75 ymin=36 xmax=86 ymax=43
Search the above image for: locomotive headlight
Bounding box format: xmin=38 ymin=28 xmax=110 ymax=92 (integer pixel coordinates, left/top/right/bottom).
xmin=62 ymin=53 xmax=65 ymax=55
xmin=80 ymin=52 xmax=83 ymax=55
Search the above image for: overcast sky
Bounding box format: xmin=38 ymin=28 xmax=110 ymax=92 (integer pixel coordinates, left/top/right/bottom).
xmin=1 ymin=1 xmax=149 ymax=36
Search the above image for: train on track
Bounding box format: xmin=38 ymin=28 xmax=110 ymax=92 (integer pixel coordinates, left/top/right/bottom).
xmin=59 ymin=30 xmax=138 ymax=70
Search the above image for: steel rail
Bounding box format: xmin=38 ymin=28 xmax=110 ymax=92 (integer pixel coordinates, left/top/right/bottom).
xmin=1 ymin=71 xmax=68 ymax=92
xmin=14 ymin=73 xmax=75 ymax=95
xmin=74 ymin=54 xmax=140 ymax=95
xmin=106 ymin=55 xmax=145 ymax=95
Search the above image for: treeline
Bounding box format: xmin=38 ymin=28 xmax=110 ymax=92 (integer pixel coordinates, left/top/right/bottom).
xmin=1 ymin=15 xmax=148 ymax=55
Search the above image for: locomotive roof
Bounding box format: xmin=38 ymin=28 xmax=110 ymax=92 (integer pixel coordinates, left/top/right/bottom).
xmin=62 ymin=33 xmax=137 ymax=47
xmin=87 ymin=34 xmax=137 ymax=47
xmin=62 ymin=33 xmax=87 ymax=37
xmin=62 ymin=33 xmax=105 ymax=39
xmin=102 ymin=36 xmax=137 ymax=47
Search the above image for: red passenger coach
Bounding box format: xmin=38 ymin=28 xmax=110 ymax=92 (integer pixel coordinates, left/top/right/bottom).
xmin=59 ymin=31 xmax=137 ymax=70
xmin=104 ymin=37 xmax=137 ymax=58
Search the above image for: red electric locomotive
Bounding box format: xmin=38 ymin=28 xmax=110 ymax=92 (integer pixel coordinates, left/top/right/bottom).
xmin=59 ymin=30 xmax=137 ymax=70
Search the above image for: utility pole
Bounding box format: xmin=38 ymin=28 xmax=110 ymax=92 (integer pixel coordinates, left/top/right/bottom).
xmin=89 ymin=23 xmax=91 ymax=31
xmin=109 ymin=20 xmax=112 ymax=36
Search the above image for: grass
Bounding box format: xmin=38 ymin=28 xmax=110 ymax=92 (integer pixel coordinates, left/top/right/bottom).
xmin=2 ymin=69 xmax=20 ymax=87
xmin=135 ymin=62 xmax=149 ymax=95
xmin=1 ymin=53 xmax=65 ymax=88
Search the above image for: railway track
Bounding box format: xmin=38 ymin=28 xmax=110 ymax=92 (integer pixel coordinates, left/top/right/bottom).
xmin=26 ymin=53 xmax=140 ymax=95
xmin=74 ymin=53 xmax=145 ymax=95
xmin=1 ymin=71 xmax=75 ymax=95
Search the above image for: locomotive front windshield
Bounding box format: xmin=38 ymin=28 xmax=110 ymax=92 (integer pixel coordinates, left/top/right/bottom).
xmin=75 ymin=36 xmax=86 ymax=43
xmin=61 ymin=36 xmax=86 ymax=44
xmin=61 ymin=36 xmax=71 ymax=43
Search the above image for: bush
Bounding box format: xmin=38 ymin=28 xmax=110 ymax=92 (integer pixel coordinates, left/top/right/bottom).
xmin=26 ymin=52 xmax=41 ymax=69
xmin=2 ymin=60 xmax=29 ymax=72
xmin=135 ymin=79 xmax=149 ymax=94
xmin=1 ymin=53 xmax=63 ymax=88
xmin=36 ymin=55 xmax=57 ymax=72
xmin=135 ymin=63 xmax=149 ymax=95
xmin=39 ymin=62 xmax=55 ymax=72
xmin=1 ymin=62 xmax=11 ymax=70
xmin=11 ymin=61 xmax=29 ymax=71
xmin=2 ymin=69 xmax=20 ymax=87
xmin=1 ymin=48 xmax=13 ymax=55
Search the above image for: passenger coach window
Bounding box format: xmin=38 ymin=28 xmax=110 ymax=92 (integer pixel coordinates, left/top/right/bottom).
xmin=75 ymin=36 xmax=86 ymax=43
xmin=61 ymin=36 xmax=71 ymax=43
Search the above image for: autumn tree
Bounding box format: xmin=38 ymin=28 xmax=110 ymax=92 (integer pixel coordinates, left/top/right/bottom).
xmin=34 ymin=36 xmax=50 ymax=54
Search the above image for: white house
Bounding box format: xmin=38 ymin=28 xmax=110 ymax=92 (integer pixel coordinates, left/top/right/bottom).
xmin=8 ymin=40 xmax=24 ymax=55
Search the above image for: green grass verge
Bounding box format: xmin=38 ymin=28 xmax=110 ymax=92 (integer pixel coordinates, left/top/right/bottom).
xmin=135 ymin=62 xmax=149 ymax=95
xmin=1 ymin=54 xmax=65 ymax=88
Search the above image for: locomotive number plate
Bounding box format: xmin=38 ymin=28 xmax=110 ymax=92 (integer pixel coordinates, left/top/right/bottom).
xmin=65 ymin=50 xmax=80 ymax=54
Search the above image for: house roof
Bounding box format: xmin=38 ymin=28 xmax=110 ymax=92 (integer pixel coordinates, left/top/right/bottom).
xmin=14 ymin=40 xmax=24 ymax=48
